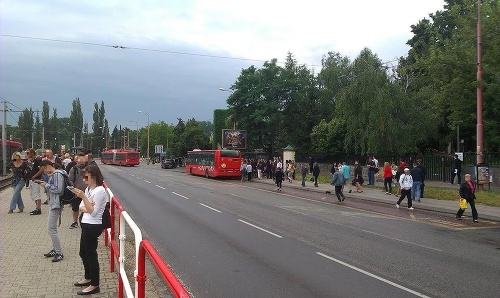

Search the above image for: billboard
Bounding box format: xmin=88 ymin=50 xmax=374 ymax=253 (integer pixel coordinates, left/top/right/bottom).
xmin=222 ymin=129 xmax=246 ymax=149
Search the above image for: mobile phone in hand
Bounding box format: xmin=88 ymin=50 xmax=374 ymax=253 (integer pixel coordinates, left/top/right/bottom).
xmin=34 ymin=180 xmax=42 ymax=184
xmin=66 ymin=186 xmax=76 ymax=191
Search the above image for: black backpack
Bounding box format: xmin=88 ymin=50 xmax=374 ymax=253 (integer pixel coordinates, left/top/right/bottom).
xmin=57 ymin=171 xmax=75 ymax=205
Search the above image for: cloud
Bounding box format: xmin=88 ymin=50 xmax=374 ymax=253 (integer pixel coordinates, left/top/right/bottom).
xmin=1 ymin=0 xmax=445 ymax=129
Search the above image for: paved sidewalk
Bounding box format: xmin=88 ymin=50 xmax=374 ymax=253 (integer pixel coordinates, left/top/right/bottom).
xmin=0 ymin=186 xmax=118 ymax=298
xmin=252 ymin=176 xmax=500 ymax=222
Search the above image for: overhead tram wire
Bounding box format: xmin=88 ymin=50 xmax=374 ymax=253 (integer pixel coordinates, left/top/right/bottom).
xmin=1 ymin=34 xmax=401 ymax=72
xmin=1 ymin=34 xmax=311 ymax=66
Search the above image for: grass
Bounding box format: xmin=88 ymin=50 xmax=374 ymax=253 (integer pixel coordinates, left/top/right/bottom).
xmin=305 ymin=173 xmax=500 ymax=207
xmin=422 ymin=186 xmax=500 ymax=207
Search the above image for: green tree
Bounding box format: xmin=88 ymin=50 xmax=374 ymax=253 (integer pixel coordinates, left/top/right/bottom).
xmin=16 ymin=108 xmax=34 ymax=148
xmin=69 ymin=98 xmax=84 ymax=147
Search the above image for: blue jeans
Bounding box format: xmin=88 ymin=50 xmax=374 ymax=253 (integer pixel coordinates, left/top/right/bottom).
xmin=368 ymin=171 xmax=375 ymax=185
xmin=301 ymin=174 xmax=306 ymax=186
xmin=412 ymin=181 xmax=422 ymax=201
xmin=10 ymin=180 xmax=25 ymax=210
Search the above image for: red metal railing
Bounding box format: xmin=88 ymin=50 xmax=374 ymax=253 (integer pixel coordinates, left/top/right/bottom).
xmin=138 ymin=240 xmax=190 ymax=298
xmin=103 ymin=182 xmax=190 ymax=297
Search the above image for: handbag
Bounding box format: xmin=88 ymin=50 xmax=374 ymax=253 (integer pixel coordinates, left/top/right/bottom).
xmin=459 ymin=198 xmax=468 ymax=210
xmin=101 ymin=202 xmax=111 ymax=229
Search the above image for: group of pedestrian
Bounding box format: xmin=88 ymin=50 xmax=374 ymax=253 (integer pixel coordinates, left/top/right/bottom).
xmin=7 ymin=149 xmax=108 ymax=295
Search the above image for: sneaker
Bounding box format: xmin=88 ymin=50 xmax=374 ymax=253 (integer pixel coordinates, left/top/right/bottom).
xmin=385 ymin=192 xmax=389 ymax=195
xmin=473 ymin=219 xmax=479 ymax=223
xmin=29 ymin=209 xmax=42 ymax=215
xmin=348 ymin=190 xmax=352 ymax=193
xmin=43 ymin=200 xmax=48 ymax=205
xmin=396 ymin=204 xmax=400 ymax=209
xmin=408 ymin=207 xmax=414 ymax=210
xmin=44 ymin=250 xmax=56 ymax=258
xmin=69 ymin=222 xmax=78 ymax=229
xmin=52 ymin=253 xmax=64 ymax=262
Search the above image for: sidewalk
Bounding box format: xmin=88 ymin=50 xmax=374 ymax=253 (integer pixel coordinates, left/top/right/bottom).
xmin=0 ymin=186 xmax=118 ymax=297
xmin=252 ymin=176 xmax=500 ymax=222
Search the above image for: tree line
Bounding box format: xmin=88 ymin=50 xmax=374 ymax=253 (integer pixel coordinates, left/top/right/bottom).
xmin=215 ymin=0 xmax=500 ymax=160
xmin=11 ymin=98 xmax=212 ymax=159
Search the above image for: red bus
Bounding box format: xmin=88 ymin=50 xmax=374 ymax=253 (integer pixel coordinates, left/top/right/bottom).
xmin=101 ymin=149 xmax=140 ymax=166
xmin=1 ymin=139 xmax=23 ymax=174
xmin=185 ymin=149 xmax=241 ymax=178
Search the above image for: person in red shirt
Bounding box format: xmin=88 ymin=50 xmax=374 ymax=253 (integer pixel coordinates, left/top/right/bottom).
xmin=383 ymin=162 xmax=393 ymax=194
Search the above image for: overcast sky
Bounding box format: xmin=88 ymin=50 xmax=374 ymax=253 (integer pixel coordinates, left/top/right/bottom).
xmin=1 ymin=0 xmax=445 ymax=131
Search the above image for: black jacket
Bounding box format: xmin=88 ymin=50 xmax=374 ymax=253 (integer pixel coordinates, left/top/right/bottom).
xmin=312 ymin=165 xmax=320 ymax=177
xmin=459 ymin=181 xmax=476 ymax=202
xmin=410 ymin=166 xmax=423 ymax=182
xmin=452 ymin=158 xmax=462 ymax=171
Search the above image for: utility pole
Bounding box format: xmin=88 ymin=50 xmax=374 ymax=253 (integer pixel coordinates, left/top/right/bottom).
xmin=476 ymin=0 xmax=483 ymax=164
xmin=2 ymin=100 xmax=7 ymax=176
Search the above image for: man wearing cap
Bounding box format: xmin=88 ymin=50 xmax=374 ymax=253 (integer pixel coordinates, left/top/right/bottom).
xmin=396 ymin=168 xmax=414 ymax=210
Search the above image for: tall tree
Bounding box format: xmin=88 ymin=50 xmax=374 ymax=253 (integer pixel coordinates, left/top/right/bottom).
xmin=69 ymin=98 xmax=84 ymax=147
xmin=50 ymin=108 xmax=58 ymax=152
xmin=16 ymin=108 xmax=34 ymax=148
xmin=41 ymin=101 xmax=50 ymax=149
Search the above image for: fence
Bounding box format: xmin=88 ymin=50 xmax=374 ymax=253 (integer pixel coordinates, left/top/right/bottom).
xmin=296 ymin=152 xmax=500 ymax=185
xmin=103 ymin=183 xmax=190 ymax=298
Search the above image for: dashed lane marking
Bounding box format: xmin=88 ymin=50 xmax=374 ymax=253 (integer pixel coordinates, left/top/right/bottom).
xmin=172 ymin=192 xmax=190 ymax=200
xmin=199 ymin=203 xmax=221 ymax=213
xmin=155 ymin=185 xmax=165 ymax=190
xmin=238 ymin=219 xmax=283 ymax=238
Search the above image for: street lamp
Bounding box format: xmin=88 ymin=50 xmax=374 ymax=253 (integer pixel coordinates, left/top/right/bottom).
xmin=138 ymin=111 xmax=150 ymax=160
xmin=219 ymin=87 xmax=236 ymax=129
xmin=130 ymin=120 xmax=139 ymax=152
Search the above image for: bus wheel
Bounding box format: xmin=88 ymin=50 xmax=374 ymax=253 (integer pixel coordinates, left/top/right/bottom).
xmin=205 ymin=170 xmax=209 ymax=178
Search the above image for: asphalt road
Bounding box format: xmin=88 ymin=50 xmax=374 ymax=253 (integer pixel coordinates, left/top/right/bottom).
xmin=100 ymin=164 xmax=500 ymax=298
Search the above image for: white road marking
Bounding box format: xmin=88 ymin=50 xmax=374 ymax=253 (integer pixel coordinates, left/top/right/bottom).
xmin=317 ymin=252 xmax=430 ymax=298
xmin=172 ymin=192 xmax=189 ymax=200
xmin=155 ymin=185 xmax=165 ymax=190
xmin=278 ymin=206 xmax=309 ymax=216
xmin=199 ymin=203 xmax=221 ymax=213
xmin=238 ymin=219 xmax=283 ymax=238
xmin=359 ymin=229 xmax=443 ymax=252
xmin=144 ymin=180 xmax=151 ymax=184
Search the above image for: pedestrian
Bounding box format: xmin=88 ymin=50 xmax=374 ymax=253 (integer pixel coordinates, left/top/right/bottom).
xmin=383 ymin=162 xmax=393 ymax=195
xmin=312 ymin=162 xmax=320 ymax=187
xmin=367 ymin=157 xmax=376 ymax=185
xmin=240 ymin=160 xmax=247 ymax=182
xmin=418 ymin=160 xmax=426 ymax=198
xmin=353 ymin=160 xmax=363 ymax=193
xmin=62 ymin=153 xmax=72 ymax=168
xmin=69 ymin=153 xmax=88 ymax=228
xmin=26 ymin=149 xmax=43 ymax=215
xmin=65 ymin=153 xmax=77 ymax=173
xmin=309 ymin=157 xmax=314 ymax=174
xmin=396 ymin=168 xmax=414 ymax=210
xmin=341 ymin=162 xmax=352 ymax=193
xmin=410 ymin=162 xmax=423 ymax=202
xmin=275 ymin=167 xmax=284 ymax=191
xmin=450 ymin=154 xmax=462 ymax=184
xmin=456 ymin=174 xmax=479 ymax=223
xmin=71 ymin=165 xmax=107 ymax=295
xmin=391 ymin=162 xmax=400 ymax=196
xmin=246 ymin=161 xmax=253 ymax=182
xmin=330 ymin=162 xmax=337 ymax=184
xmin=38 ymin=159 xmax=65 ymax=262
xmin=332 ymin=167 xmax=345 ymax=202
xmin=300 ymin=163 xmax=308 ymax=187
xmin=287 ymin=161 xmax=295 ymax=183
xmin=8 ymin=152 xmax=28 ymax=214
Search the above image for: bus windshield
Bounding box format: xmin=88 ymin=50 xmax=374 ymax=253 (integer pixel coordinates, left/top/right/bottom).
xmin=220 ymin=150 xmax=240 ymax=157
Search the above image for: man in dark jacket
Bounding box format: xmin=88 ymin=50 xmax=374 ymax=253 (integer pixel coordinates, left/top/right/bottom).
xmin=410 ymin=162 xmax=423 ymax=202
xmin=312 ymin=162 xmax=320 ymax=187
xmin=450 ymin=154 xmax=462 ymax=184
xmin=456 ymin=174 xmax=479 ymax=222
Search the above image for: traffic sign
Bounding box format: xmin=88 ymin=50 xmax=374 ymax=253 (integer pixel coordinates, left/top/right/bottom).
xmin=155 ymin=145 xmax=163 ymax=154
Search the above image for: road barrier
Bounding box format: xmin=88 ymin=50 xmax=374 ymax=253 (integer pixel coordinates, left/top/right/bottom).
xmin=103 ymin=182 xmax=190 ymax=298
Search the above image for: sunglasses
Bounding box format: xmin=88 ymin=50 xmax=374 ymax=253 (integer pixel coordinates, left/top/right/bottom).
xmin=83 ymin=175 xmax=92 ymax=180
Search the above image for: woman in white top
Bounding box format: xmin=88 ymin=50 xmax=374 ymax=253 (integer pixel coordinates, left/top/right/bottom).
xmin=70 ymin=165 xmax=106 ymax=295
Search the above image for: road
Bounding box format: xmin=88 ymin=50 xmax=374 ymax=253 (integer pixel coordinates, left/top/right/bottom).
xmin=100 ymin=164 xmax=500 ymax=298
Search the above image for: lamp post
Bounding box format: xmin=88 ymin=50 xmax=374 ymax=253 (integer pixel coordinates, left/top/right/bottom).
xmin=130 ymin=120 xmax=139 ymax=152
xmin=219 ymin=88 xmax=236 ymax=129
xmin=138 ymin=111 xmax=150 ymax=160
